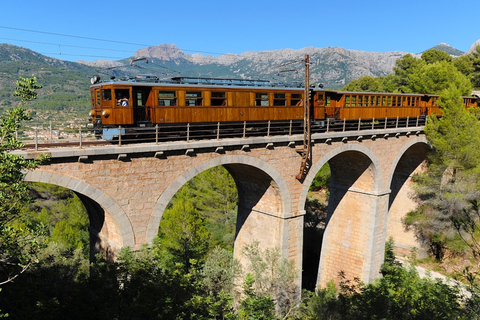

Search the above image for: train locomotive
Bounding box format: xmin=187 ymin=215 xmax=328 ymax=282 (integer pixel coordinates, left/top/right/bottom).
xmin=87 ymin=75 xmax=478 ymax=141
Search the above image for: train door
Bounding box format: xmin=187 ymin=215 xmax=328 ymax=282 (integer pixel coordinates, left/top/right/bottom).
xmin=132 ymin=87 xmax=153 ymax=125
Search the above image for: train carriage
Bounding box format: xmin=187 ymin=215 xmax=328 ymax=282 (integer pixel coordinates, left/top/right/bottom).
xmin=87 ymin=75 xmax=478 ymax=141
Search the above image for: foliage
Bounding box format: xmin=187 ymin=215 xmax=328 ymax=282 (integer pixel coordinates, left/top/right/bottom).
xmin=302 ymin=240 xmax=467 ymax=320
xmin=22 ymin=182 xmax=90 ymax=266
xmin=242 ymin=242 xmax=300 ymax=318
xmin=158 ymin=189 xmax=211 ymax=271
xmin=13 ymin=77 xmax=43 ymax=102
xmin=166 ymin=166 xmax=238 ymax=249
xmin=0 ymin=78 xmax=47 ymax=286
xmin=453 ymin=46 xmax=480 ymax=89
xmin=404 ymin=60 xmax=472 ymax=95
xmin=237 ymin=273 xmax=276 ymax=320
xmin=342 ymin=75 xmax=385 ymax=92
xmin=342 ymin=48 xmax=477 ymax=94
xmin=421 ymin=49 xmax=452 ymax=64
xmin=202 ymin=246 xmax=242 ymax=297
xmin=187 ymin=166 xmax=238 ymax=248
xmin=309 ymin=163 xmax=331 ymax=192
xmin=406 ymin=86 xmax=480 ymax=259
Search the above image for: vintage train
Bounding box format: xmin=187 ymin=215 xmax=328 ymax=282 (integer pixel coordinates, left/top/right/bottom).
xmin=87 ymin=75 xmax=478 ymax=141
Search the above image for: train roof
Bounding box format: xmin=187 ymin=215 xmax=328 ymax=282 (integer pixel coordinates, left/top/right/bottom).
xmin=91 ymin=75 xmax=305 ymax=90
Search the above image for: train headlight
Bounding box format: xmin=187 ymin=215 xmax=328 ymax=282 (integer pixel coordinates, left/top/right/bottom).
xmin=89 ymin=110 xmax=96 ymax=117
xmin=102 ymin=110 xmax=110 ymax=118
xmin=91 ymin=75 xmax=101 ymax=84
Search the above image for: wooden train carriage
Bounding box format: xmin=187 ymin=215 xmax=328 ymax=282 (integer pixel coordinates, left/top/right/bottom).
xmin=427 ymin=96 xmax=478 ymax=117
xmin=316 ymin=90 xmax=437 ymax=120
xmin=153 ymin=85 xmax=306 ymax=124
xmin=90 ymin=79 xmax=309 ymax=128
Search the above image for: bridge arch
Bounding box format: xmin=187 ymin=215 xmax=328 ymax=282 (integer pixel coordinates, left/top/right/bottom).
xmin=298 ymin=143 xmax=386 ymax=288
xmin=24 ymin=170 xmax=135 ymax=257
xmin=299 ymin=144 xmax=382 ymax=212
xmin=146 ymin=154 xmax=292 ymax=244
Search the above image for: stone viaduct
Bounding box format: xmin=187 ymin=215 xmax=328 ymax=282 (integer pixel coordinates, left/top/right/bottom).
xmin=16 ymin=126 xmax=429 ymax=289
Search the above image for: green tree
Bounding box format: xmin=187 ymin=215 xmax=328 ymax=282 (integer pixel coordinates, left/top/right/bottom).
xmin=187 ymin=166 xmax=238 ymax=248
xmin=471 ymin=47 xmax=480 ymax=88
xmin=242 ymin=242 xmax=299 ymax=318
xmin=237 ymin=273 xmax=276 ymax=320
xmin=302 ymin=240 xmax=465 ymax=320
xmin=421 ymin=48 xmax=453 ymax=64
xmin=13 ymin=77 xmax=42 ymax=102
xmin=406 ymin=85 xmax=480 ymax=259
xmin=0 ymin=78 xmax=46 ymax=286
xmin=342 ymin=75 xmax=385 ymax=92
xmin=453 ymin=54 xmax=474 ymax=77
xmin=405 ymin=60 xmax=472 ymax=95
xmin=392 ymin=54 xmax=426 ymax=92
xmin=158 ymin=189 xmax=211 ymax=271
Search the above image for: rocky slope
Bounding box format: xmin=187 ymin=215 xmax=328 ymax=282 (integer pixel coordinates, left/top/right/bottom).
xmin=121 ymin=43 xmax=407 ymax=88
xmin=80 ymin=41 xmax=473 ymax=89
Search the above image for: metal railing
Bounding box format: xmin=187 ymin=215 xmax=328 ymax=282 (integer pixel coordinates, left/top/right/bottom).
xmin=21 ymin=116 xmax=427 ymax=150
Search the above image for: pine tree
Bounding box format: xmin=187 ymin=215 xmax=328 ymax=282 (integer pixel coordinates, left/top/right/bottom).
xmin=407 ymin=85 xmax=480 ymax=259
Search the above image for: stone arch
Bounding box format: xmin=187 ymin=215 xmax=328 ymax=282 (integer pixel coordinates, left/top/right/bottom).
xmin=386 ymin=136 xmax=429 ymax=189
xmin=24 ymin=169 xmax=135 ymax=256
xmin=297 ymin=143 xmax=386 ymax=288
xmin=386 ymin=136 xmax=430 ymax=257
xmin=146 ymin=154 xmax=291 ymax=243
xmin=298 ymin=143 xmax=382 ymax=213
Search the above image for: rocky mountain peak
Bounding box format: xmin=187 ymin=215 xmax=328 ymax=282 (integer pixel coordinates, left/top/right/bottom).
xmin=429 ymin=43 xmax=464 ymax=56
xmin=467 ymin=39 xmax=480 ymax=54
xmin=133 ymin=43 xmax=187 ymax=61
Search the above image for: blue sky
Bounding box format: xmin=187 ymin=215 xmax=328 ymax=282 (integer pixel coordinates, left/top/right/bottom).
xmin=1 ymin=0 xmax=478 ymax=62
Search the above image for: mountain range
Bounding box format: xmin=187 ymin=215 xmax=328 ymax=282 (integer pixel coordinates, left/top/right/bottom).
xmin=0 ymin=40 xmax=478 ymax=117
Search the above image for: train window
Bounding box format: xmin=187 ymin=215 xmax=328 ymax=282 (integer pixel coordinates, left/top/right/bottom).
xmin=115 ymin=89 xmax=130 ymax=106
xmin=345 ymin=96 xmax=351 ymax=107
xmin=352 ymin=95 xmax=357 ymax=106
xmin=358 ymin=96 xmax=363 ymax=107
xmin=291 ymin=93 xmax=302 ymax=106
xmin=315 ymin=93 xmax=324 ymax=106
xmin=102 ymin=89 xmax=112 ymax=101
xmin=96 ymin=90 xmax=101 ymax=106
xmin=326 ymin=95 xmax=331 ymax=106
xmin=273 ymin=93 xmax=286 ymax=106
xmin=186 ymin=92 xmax=203 ymax=106
xmin=211 ymin=92 xmax=226 ymax=106
xmin=255 ymin=93 xmax=269 ymax=106
xmin=158 ymin=91 xmax=177 ymax=106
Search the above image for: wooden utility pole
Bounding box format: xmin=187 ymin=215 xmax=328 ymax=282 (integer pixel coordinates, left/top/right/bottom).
xmin=296 ymin=54 xmax=311 ymax=180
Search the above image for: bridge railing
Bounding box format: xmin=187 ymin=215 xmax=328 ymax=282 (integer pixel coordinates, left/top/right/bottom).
xmin=20 ymin=116 xmax=427 ymax=150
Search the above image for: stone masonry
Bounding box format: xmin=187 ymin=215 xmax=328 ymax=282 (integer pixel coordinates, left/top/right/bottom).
xmin=17 ymin=126 xmax=429 ymax=289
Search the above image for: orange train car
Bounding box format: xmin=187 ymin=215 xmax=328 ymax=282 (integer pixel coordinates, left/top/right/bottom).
xmin=87 ymin=75 xmax=478 ymax=140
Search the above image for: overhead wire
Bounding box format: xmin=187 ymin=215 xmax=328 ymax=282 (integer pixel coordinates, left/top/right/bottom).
xmin=0 ymin=25 xmax=241 ymax=58
xmin=0 ymin=25 xmax=283 ymax=81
